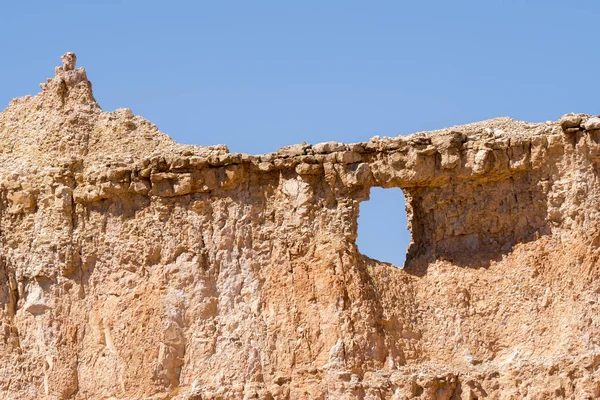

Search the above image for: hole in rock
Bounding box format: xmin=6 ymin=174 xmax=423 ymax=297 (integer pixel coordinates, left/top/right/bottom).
xmin=357 ymin=187 xmax=410 ymax=267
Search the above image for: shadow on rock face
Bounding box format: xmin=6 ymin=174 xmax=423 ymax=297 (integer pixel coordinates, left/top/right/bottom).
xmin=398 ymin=172 xmax=552 ymax=276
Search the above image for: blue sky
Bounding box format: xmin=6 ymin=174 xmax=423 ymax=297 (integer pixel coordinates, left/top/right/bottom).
xmin=2 ymin=1 xmax=599 ymax=266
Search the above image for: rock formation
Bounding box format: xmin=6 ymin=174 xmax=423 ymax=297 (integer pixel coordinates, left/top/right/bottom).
xmin=0 ymin=54 xmax=599 ymax=399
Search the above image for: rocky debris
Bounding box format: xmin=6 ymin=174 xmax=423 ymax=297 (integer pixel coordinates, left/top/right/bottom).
xmin=583 ymin=116 xmax=600 ymax=131
xmin=1 ymin=54 xmax=600 ymax=399
xmin=559 ymin=113 xmax=582 ymax=131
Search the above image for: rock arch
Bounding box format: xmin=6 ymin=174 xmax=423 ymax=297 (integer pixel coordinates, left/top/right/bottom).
xmin=1 ymin=54 xmax=599 ymax=399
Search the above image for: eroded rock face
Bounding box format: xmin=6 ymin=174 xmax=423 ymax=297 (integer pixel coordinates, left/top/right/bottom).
xmin=0 ymin=55 xmax=599 ymax=399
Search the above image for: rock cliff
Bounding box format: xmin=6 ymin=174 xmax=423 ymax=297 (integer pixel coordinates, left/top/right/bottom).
xmin=1 ymin=54 xmax=599 ymax=399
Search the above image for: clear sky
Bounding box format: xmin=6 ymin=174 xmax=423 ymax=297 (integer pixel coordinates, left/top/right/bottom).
xmin=2 ymin=1 xmax=599 ymax=266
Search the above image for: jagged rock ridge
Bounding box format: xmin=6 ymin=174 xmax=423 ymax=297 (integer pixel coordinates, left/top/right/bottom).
xmin=1 ymin=54 xmax=599 ymax=399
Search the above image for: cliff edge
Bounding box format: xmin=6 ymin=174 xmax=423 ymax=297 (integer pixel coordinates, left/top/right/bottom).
xmin=1 ymin=54 xmax=599 ymax=399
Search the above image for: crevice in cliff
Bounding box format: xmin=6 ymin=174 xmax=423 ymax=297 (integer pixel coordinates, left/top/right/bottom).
xmin=357 ymin=187 xmax=410 ymax=267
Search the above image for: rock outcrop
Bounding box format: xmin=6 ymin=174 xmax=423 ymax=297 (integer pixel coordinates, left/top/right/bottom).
xmin=1 ymin=54 xmax=599 ymax=399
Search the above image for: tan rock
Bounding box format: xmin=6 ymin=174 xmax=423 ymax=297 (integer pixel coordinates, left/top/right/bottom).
xmin=0 ymin=54 xmax=599 ymax=399
xmin=559 ymin=113 xmax=582 ymax=130
xmin=313 ymin=141 xmax=346 ymax=153
xmin=583 ymin=116 xmax=600 ymax=131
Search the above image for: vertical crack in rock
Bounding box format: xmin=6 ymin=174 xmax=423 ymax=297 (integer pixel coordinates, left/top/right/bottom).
xmin=0 ymin=54 xmax=600 ymax=399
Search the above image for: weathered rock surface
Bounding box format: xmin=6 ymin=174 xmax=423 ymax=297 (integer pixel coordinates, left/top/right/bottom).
xmin=1 ymin=55 xmax=600 ymax=399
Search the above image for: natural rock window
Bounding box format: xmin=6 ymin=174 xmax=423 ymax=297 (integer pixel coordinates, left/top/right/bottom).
xmin=357 ymin=187 xmax=410 ymax=267
xmin=5 ymin=53 xmax=600 ymax=398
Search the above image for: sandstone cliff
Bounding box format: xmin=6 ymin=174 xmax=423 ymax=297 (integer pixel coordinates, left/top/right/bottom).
xmin=0 ymin=54 xmax=599 ymax=399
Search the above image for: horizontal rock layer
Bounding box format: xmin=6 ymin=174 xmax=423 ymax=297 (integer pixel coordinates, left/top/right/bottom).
xmin=0 ymin=55 xmax=599 ymax=399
